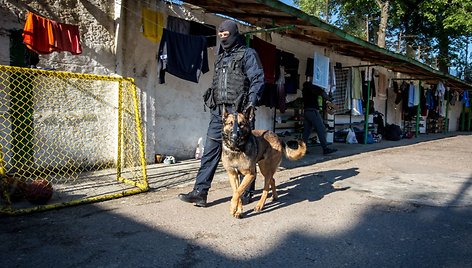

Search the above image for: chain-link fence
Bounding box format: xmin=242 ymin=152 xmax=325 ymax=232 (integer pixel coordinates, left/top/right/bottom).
xmin=0 ymin=65 xmax=147 ymax=215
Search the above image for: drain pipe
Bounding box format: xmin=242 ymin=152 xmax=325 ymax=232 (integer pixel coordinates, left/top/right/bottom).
xmin=114 ymin=0 xmax=125 ymax=76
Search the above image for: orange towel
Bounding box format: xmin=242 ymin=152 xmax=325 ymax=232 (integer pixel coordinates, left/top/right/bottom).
xmin=22 ymin=12 xmax=55 ymax=54
xmin=142 ymin=8 xmax=164 ymax=43
xmin=22 ymin=12 xmax=82 ymax=55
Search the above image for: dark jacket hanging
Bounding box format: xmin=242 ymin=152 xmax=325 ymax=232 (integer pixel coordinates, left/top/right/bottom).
xmin=157 ymin=28 xmax=209 ymax=84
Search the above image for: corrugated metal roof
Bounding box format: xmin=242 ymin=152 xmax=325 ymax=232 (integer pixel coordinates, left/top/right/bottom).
xmin=184 ymin=0 xmax=471 ymax=90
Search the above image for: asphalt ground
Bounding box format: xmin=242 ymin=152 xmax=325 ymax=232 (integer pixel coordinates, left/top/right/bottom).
xmin=1 ymin=133 xmax=471 ymax=267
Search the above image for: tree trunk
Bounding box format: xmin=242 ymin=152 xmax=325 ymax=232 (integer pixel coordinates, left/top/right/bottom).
xmin=437 ymin=34 xmax=450 ymax=73
xmin=376 ymin=0 xmax=389 ymax=48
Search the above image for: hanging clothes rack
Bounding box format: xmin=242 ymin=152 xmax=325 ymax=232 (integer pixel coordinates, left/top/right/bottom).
xmin=338 ymin=64 xmax=378 ymax=144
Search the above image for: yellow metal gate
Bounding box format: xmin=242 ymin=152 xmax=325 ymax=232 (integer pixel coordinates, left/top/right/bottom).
xmin=0 ymin=65 xmax=148 ymax=215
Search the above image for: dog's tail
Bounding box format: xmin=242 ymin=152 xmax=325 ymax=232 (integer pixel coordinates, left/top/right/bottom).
xmin=282 ymin=140 xmax=306 ymax=161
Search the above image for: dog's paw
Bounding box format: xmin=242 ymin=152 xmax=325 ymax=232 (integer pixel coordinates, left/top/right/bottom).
xmin=254 ymin=202 xmax=264 ymax=212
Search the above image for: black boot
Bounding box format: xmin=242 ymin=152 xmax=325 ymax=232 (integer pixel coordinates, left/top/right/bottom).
xmin=241 ymin=191 xmax=254 ymax=205
xmin=178 ymin=190 xmax=207 ymax=207
xmin=323 ymin=147 xmax=338 ymax=155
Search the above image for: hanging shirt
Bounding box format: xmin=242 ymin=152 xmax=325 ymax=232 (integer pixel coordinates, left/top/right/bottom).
xmin=157 ymin=29 xmax=209 ymax=84
xmin=166 ymin=16 xmax=191 ymax=34
xmin=351 ymin=67 xmax=362 ymax=99
xmin=278 ymin=50 xmax=299 ymax=94
xmin=408 ymin=82 xmax=415 ymax=107
xmin=313 ymin=52 xmax=330 ymax=90
xmin=463 ymin=90 xmax=470 ymax=108
xmin=23 ymin=12 xmax=82 ymax=55
xmin=142 ymin=8 xmax=164 ymax=43
xmin=251 ymin=36 xmax=276 ymax=84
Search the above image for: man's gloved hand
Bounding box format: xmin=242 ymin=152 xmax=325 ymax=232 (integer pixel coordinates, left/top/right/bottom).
xmin=326 ymin=100 xmax=337 ymax=115
xmin=244 ymin=102 xmax=256 ymax=120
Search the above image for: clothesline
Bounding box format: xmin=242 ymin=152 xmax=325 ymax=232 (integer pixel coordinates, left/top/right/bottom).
xmin=115 ymin=0 xmax=217 ymax=34
xmin=243 ymin=25 xmax=296 ymax=35
xmin=340 ymin=64 xmax=377 ymax=69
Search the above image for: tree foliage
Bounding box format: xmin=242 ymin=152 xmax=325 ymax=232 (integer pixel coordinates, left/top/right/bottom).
xmin=294 ymin=0 xmax=472 ymax=76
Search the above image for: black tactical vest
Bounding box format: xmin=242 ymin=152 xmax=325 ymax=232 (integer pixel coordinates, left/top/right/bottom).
xmin=212 ymin=46 xmax=249 ymax=107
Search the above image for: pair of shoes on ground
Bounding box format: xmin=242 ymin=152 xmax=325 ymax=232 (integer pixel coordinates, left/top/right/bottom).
xmin=323 ymin=147 xmax=338 ymax=155
xmin=178 ymin=189 xmax=207 ymax=207
xmin=178 ymin=190 xmax=254 ymax=207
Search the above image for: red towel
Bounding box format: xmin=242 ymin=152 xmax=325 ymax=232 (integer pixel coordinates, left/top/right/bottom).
xmin=23 ymin=12 xmax=82 ymax=55
xmin=251 ymin=36 xmax=277 ymax=84
xmin=51 ymin=21 xmax=82 ymax=55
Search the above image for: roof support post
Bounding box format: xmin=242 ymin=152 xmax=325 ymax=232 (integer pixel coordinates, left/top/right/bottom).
xmin=468 ymin=104 xmax=471 ymax=132
xmin=364 ymin=69 xmax=371 ymax=144
xmin=461 ymin=102 xmax=465 ymax=131
xmin=445 ymin=90 xmax=450 ymax=133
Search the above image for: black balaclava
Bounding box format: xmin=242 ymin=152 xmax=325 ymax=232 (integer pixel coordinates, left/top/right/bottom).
xmin=218 ymin=20 xmax=240 ymax=51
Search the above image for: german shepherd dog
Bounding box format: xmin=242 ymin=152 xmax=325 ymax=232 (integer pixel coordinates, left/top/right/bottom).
xmin=221 ymin=107 xmax=306 ymax=218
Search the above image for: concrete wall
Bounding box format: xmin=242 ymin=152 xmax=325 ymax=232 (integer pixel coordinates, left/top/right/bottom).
xmin=448 ymin=101 xmax=464 ymax=131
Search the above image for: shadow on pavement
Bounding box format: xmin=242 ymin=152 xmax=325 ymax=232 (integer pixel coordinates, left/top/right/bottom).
xmin=1 ymin=177 xmax=471 ymax=267
xmin=242 ymin=168 xmax=358 ymax=218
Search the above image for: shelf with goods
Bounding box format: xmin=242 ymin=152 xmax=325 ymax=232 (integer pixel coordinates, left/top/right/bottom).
xmin=403 ymin=116 xmax=427 ymax=134
xmin=273 ymin=107 xmax=304 ymax=139
xmin=333 ymin=114 xmax=374 ymax=133
xmin=427 ymin=117 xmax=446 ymax=133
xmin=332 ymin=113 xmax=375 ymax=143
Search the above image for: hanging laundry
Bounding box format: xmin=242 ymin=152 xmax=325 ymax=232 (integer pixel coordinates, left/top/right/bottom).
xmin=22 ymin=12 xmax=54 ymax=54
xmin=251 ymin=36 xmax=276 ymax=84
xmin=313 ymin=52 xmax=329 ymax=90
xmin=259 ymin=83 xmax=278 ymax=108
xmin=426 ymin=88 xmax=435 ymax=110
xmin=142 ymin=8 xmax=164 ymax=43
xmin=50 ymin=21 xmax=82 ymax=54
xmin=361 ymin=68 xmax=376 ymax=100
xmin=351 ymin=67 xmax=362 ymax=99
xmin=436 ymin=81 xmax=446 ymax=97
xmin=413 ymin=81 xmax=420 ymax=106
xmin=189 ymin=22 xmax=216 ymax=48
xmin=166 ymin=16 xmax=191 ymax=34
xmin=276 ymin=65 xmax=286 ymax=113
xmin=377 ymin=73 xmax=387 ymax=100
xmin=22 ymin=12 xmax=82 ymax=55
xmin=166 ymin=16 xmax=216 ymax=47
xmin=463 ymin=90 xmax=470 ymax=108
xmin=408 ymin=82 xmax=415 ymax=107
xmin=352 ymin=99 xmax=363 ymax=116
xmin=328 ymin=62 xmax=336 ymax=95
xmin=157 ymin=29 xmax=209 ymax=84
xmin=278 ymin=50 xmax=299 ymax=94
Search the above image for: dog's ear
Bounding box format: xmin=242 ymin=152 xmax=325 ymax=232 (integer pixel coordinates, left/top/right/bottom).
xmin=244 ymin=105 xmax=255 ymax=122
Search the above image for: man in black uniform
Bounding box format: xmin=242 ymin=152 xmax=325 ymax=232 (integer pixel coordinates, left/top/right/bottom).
xmin=302 ymin=76 xmax=337 ymax=155
xmin=178 ymin=20 xmax=264 ymax=207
